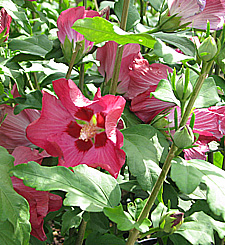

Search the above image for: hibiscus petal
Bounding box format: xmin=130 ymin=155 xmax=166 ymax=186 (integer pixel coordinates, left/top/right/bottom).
xmin=26 ymin=92 xmax=73 ymax=157
xmin=130 ymin=88 xmax=175 ymax=123
xmin=53 ymin=79 xmax=105 ymax=120
xmin=11 ymin=147 xmax=62 ymax=241
xmin=100 ymin=95 xmax=126 ymax=144
xmin=126 ymin=62 xmax=173 ymax=99
xmin=0 ymin=105 xmax=40 ymax=151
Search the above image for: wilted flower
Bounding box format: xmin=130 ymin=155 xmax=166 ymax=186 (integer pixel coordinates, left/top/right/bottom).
xmin=130 ymin=87 xmax=175 ymax=123
xmin=126 ymin=60 xmax=174 ymax=123
xmin=96 ymin=41 xmax=142 ymax=94
xmin=167 ymin=0 xmax=225 ymax=30
xmin=11 ymin=146 xmax=62 ymax=241
xmin=0 ymin=8 xmax=12 ymax=42
xmin=57 ymin=6 xmax=100 ymax=54
xmin=126 ymin=60 xmax=173 ymax=99
xmin=26 ymin=78 xmax=126 ymax=178
xmin=159 ymin=211 xmax=184 ymax=234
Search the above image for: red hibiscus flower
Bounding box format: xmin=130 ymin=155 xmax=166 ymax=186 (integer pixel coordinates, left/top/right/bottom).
xmin=96 ymin=41 xmax=142 ymax=94
xmin=11 ymin=146 xmax=62 ymax=241
xmin=168 ymin=0 xmax=225 ymax=30
xmin=57 ymin=6 xmax=100 ymax=53
xmin=26 ymin=78 xmax=126 ymax=178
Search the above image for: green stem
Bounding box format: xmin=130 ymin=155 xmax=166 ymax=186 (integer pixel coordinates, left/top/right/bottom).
xmin=126 ymin=60 xmax=215 ymax=245
xmin=179 ymin=61 xmax=213 ymax=127
xmin=65 ymin=43 xmax=82 ymax=80
xmin=79 ymin=63 xmax=85 ymax=92
xmin=126 ymin=144 xmax=178 ymax=244
xmin=75 ymin=219 xmax=87 ymax=245
xmin=109 ymin=0 xmax=130 ymax=95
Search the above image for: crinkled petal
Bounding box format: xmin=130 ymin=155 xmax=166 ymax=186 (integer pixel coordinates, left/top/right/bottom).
xmin=130 ymin=88 xmax=175 ymax=123
xmin=188 ymin=108 xmax=223 ymax=139
xmin=170 ymin=0 xmax=225 ymax=30
xmin=183 ymin=140 xmax=209 ymax=160
xmin=126 ymin=62 xmax=173 ymax=99
xmin=168 ymin=0 xmax=206 ymax=18
xmin=12 ymin=146 xmax=49 ymax=165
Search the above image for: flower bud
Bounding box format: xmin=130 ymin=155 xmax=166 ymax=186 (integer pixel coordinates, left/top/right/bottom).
xmin=173 ymin=125 xmax=194 ymax=148
xmin=198 ymin=36 xmax=218 ymax=62
xmin=175 ymin=75 xmax=193 ymax=101
xmin=159 ymin=211 xmax=184 ymax=234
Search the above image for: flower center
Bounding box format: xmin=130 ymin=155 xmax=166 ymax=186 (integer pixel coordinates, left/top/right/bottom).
xmin=79 ymin=122 xmax=97 ymax=142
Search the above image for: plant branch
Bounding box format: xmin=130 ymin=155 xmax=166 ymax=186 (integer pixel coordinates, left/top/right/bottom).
xmin=75 ymin=219 xmax=87 ymax=245
xmin=79 ymin=63 xmax=85 ymax=92
xmin=66 ymin=43 xmax=82 ymax=80
xmin=126 ymin=60 xmax=215 ymax=245
xmin=109 ymin=0 xmax=130 ymax=95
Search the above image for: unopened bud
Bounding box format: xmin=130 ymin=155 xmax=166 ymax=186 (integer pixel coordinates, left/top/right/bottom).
xmin=159 ymin=211 xmax=184 ymax=234
xmin=173 ymin=125 xmax=194 ymax=148
xmin=198 ymin=36 xmax=217 ymax=62
xmin=175 ymin=75 xmax=193 ymax=101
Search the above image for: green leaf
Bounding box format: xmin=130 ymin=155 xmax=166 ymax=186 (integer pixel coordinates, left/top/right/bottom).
xmin=153 ymin=39 xmax=193 ymax=63
xmin=114 ymin=0 xmax=140 ymax=31
xmin=104 ymin=204 xmax=135 ymax=231
xmin=8 ymin=35 xmax=53 ymax=58
xmin=61 ymin=209 xmax=82 ymax=236
xmin=216 ymin=44 xmax=225 ymax=73
xmin=171 ymin=212 xmax=225 ymax=245
xmin=73 ymin=17 xmax=156 ymax=48
xmin=153 ymin=33 xmax=196 ymax=57
xmin=171 ymin=157 xmax=202 ymax=194
xmin=0 ymin=0 xmax=32 ymax=34
xmin=0 ymin=146 xmax=31 ymax=244
xmin=11 ymin=162 xmax=121 ymax=212
xmin=121 ymin=104 xmax=142 ymax=128
xmin=171 ymin=157 xmax=225 ymax=220
xmin=122 ymin=125 xmax=169 ymax=191
xmin=194 ymin=77 xmax=221 ymax=108
xmin=210 ymin=75 xmax=225 ymax=96
xmin=148 ymin=0 xmax=167 ymax=11
xmin=87 ymin=212 xmax=110 ymax=234
xmin=86 ymin=232 xmax=126 ymax=245
xmin=104 ymin=203 xmax=150 ymax=232
xmin=151 ymin=79 xmax=180 ymax=105
xmin=14 ymin=90 xmax=43 ymax=114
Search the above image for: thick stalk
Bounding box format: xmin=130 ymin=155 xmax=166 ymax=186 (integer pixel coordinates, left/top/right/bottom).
xmin=65 ymin=43 xmax=82 ymax=80
xmin=126 ymin=60 xmax=214 ymax=245
xmin=75 ymin=219 xmax=87 ymax=245
xmin=126 ymin=143 xmax=178 ymax=244
xmin=109 ymin=0 xmax=130 ymax=95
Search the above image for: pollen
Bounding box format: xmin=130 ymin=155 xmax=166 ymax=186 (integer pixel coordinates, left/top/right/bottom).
xmin=79 ymin=122 xmax=97 ymax=142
